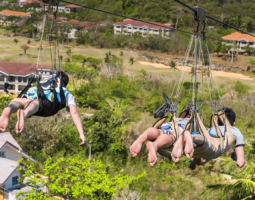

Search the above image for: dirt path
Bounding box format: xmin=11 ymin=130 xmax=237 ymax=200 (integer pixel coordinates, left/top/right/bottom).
xmin=138 ymin=61 xmax=254 ymax=81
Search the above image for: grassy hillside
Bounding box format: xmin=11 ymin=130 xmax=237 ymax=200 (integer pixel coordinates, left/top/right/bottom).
xmin=60 ymin=0 xmax=255 ymax=32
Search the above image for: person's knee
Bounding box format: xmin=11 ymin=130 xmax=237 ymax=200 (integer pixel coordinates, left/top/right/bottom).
xmin=183 ymin=130 xmax=191 ymax=135
xmin=146 ymin=127 xmax=159 ymax=133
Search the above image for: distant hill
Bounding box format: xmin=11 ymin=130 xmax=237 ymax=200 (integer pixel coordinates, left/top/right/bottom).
xmin=62 ymin=0 xmax=255 ymax=32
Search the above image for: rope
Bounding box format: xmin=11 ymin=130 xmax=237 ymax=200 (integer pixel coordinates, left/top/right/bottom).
xmin=36 ymin=15 xmax=46 ymax=73
xmin=41 ymin=15 xmax=54 ymax=75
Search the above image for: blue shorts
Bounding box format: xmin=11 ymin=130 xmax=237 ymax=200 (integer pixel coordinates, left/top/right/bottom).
xmin=192 ymin=132 xmax=217 ymax=137
xmin=26 ymin=87 xmax=54 ymax=102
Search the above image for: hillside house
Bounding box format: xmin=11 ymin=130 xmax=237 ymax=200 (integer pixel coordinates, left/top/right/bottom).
xmin=113 ymin=20 xmax=175 ymax=37
xmin=19 ymin=0 xmax=84 ymax=14
xmin=67 ymin=19 xmax=101 ymax=39
xmin=0 ymin=132 xmax=35 ymax=200
xmin=0 ymin=62 xmax=52 ymax=93
xmin=0 ymin=9 xmax=30 ymax=26
xmin=222 ymin=32 xmax=255 ymax=52
xmin=65 ymin=4 xmax=84 ymax=13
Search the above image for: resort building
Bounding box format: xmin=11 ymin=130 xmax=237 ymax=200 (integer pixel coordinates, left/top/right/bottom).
xmin=0 ymin=9 xmax=31 ymax=26
xmin=0 ymin=62 xmax=52 ymax=93
xmin=65 ymin=4 xmax=84 ymax=13
xmin=19 ymin=0 xmax=84 ymax=14
xmin=113 ymin=20 xmax=175 ymax=37
xmin=222 ymin=32 xmax=255 ymax=51
xmin=67 ymin=19 xmax=101 ymax=39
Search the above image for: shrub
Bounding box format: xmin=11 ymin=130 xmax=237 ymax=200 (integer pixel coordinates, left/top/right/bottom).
xmin=234 ymin=81 xmax=249 ymax=95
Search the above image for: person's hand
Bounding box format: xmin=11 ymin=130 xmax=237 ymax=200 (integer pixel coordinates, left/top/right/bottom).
xmin=79 ymin=134 xmax=86 ymax=147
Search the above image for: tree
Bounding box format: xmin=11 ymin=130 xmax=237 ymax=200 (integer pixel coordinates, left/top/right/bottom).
xmin=243 ymin=45 xmax=253 ymax=55
xmin=129 ymin=57 xmax=134 ymax=65
xmin=66 ymin=48 xmax=72 ymax=57
xmin=169 ymin=60 xmax=176 ymax=74
xmin=14 ymin=38 xmax=19 ymax=56
xmin=234 ymin=81 xmax=249 ymax=95
xmin=220 ymin=44 xmax=227 ymax=57
xmin=58 ymin=22 xmax=72 ymax=47
xmin=20 ymin=44 xmax=29 ymax=54
xmin=247 ymin=58 xmax=255 ymax=72
xmin=27 ymin=39 xmax=31 ymax=56
xmin=18 ymin=157 xmax=145 ymax=200
xmin=214 ymin=43 xmax=221 ymax=57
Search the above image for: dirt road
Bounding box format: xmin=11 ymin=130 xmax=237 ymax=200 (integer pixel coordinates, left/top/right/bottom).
xmin=138 ymin=61 xmax=253 ymax=81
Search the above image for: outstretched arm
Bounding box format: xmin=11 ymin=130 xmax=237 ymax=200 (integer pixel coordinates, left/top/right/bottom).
xmin=69 ymin=104 xmax=86 ymax=146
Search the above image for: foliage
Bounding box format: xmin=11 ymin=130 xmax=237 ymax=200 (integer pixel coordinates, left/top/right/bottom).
xmin=18 ymin=157 xmax=145 ymax=200
xmin=234 ymin=81 xmax=249 ymax=95
xmin=214 ymin=43 xmax=221 ymax=57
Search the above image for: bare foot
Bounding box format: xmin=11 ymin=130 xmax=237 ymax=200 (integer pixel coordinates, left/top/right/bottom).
xmin=171 ymin=136 xmax=184 ymax=163
xmin=0 ymin=108 xmax=11 ymax=132
xmin=130 ymin=135 xmax=146 ymax=157
xmin=16 ymin=109 xmax=24 ymax=134
xmin=146 ymin=141 xmax=158 ymax=167
xmin=184 ymin=132 xmax=194 ymax=159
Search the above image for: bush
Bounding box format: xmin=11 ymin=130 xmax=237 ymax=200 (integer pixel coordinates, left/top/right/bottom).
xmin=243 ymin=53 xmax=249 ymax=56
xmin=234 ymin=81 xmax=249 ymax=94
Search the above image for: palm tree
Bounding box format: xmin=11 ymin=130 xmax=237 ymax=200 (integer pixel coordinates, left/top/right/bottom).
xmin=27 ymin=39 xmax=31 ymax=57
xmin=129 ymin=57 xmax=134 ymax=65
xmin=14 ymin=38 xmax=19 ymax=56
xmin=170 ymin=60 xmax=176 ymax=74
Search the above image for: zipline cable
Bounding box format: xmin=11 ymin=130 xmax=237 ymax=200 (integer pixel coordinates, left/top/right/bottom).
xmin=59 ymin=0 xmax=222 ymax=42
xmin=174 ymin=0 xmax=255 ymax=37
xmin=60 ymin=0 xmax=254 ymax=41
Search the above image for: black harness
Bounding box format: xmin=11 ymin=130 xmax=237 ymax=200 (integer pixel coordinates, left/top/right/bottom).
xmin=18 ymin=73 xmax=66 ymax=117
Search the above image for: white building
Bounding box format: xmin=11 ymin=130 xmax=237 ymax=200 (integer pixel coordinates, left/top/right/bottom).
xmin=113 ymin=19 xmax=175 ymax=37
xmin=222 ymin=32 xmax=255 ymax=52
xmin=67 ymin=19 xmax=101 ymax=39
xmin=19 ymin=0 xmax=84 ymax=14
xmin=0 ymin=62 xmax=52 ymax=93
xmin=0 ymin=132 xmax=35 ymax=200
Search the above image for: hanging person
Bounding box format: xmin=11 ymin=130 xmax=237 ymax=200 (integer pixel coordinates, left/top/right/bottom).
xmin=130 ymin=105 xmax=192 ymax=167
xmin=171 ymin=107 xmax=245 ymax=168
xmin=0 ymin=72 xmax=86 ymax=147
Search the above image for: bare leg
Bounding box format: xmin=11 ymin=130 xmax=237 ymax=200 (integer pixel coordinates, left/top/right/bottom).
xmin=171 ymin=130 xmax=194 ymax=162
xmin=235 ymin=145 xmax=245 ymax=168
xmin=16 ymin=100 xmax=39 ymax=134
xmin=146 ymin=134 xmax=175 ymax=167
xmin=130 ymin=127 xmax=163 ymax=157
xmin=0 ymin=98 xmax=28 ymax=132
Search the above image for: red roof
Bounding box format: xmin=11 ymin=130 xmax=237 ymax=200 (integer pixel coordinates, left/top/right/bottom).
xmin=46 ymin=14 xmax=64 ymax=23
xmin=0 ymin=157 xmax=19 ymax=185
xmin=114 ymin=20 xmax=173 ymax=30
xmin=0 ymin=9 xmax=30 ymax=17
xmin=0 ymin=132 xmax=22 ymax=150
xmin=65 ymin=4 xmax=83 ymax=8
xmin=68 ymin=19 xmax=100 ymax=28
xmin=21 ymin=0 xmax=41 ymax=6
xmin=222 ymin=32 xmax=255 ymax=42
xmin=0 ymin=62 xmax=52 ymax=76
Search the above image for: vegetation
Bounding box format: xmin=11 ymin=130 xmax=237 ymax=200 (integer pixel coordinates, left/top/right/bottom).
xmin=0 ymin=51 xmax=251 ymax=199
